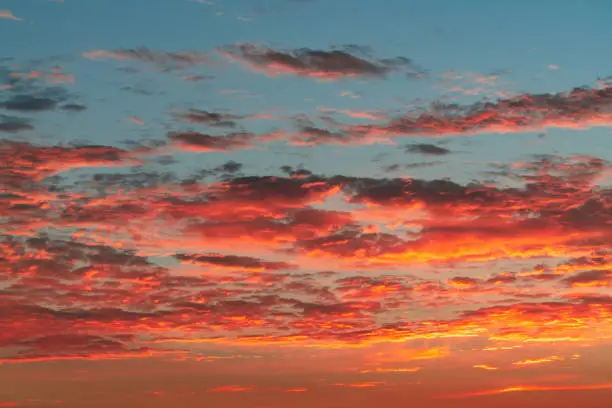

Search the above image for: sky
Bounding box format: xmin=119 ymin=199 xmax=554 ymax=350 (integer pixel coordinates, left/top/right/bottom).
xmin=1 ymin=0 xmax=612 ymax=407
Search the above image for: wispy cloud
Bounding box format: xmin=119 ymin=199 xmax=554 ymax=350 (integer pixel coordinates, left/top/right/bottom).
xmin=83 ymin=47 xmax=209 ymax=70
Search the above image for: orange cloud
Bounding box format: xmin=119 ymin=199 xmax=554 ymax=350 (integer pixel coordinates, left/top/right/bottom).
xmin=435 ymin=382 xmax=612 ymax=399
xmin=512 ymin=355 xmax=565 ymax=366
xmin=473 ymin=365 xmax=498 ymax=371
xmin=372 ymin=347 xmax=449 ymax=363
xmin=332 ymin=382 xmax=384 ymax=388
xmin=360 ymin=367 xmax=421 ymax=374
xmin=208 ymin=385 xmax=253 ymax=392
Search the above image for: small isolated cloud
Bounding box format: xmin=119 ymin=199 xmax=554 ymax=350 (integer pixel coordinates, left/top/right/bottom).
xmin=214 ymin=160 xmax=243 ymax=173
xmin=168 ymin=131 xmax=256 ymax=152
xmin=181 ymin=74 xmax=214 ymax=82
xmin=406 ymin=143 xmax=451 ymax=155
xmin=172 ymin=109 xmax=241 ymax=128
xmin=127 ymin=116 xmax=145 ymax=125
xmin=472 ymin=365 xmax=498 ymax=371
xmin=219 ymin=43 xmax=423 ymax=80
xmin=208 ymin=385 xmax=253 ymax=392
xmin=83 ymin=47 xmax=209 ymax=70
xmin=0 ymin=10 xmax=23 ymax=21
xmin=61 ymin=103 xmax=87 ymax=112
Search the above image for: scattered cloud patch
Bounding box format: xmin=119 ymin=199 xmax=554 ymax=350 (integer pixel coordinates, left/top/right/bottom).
xmin=219 ymin=43 xmax=424 ymax=80
xmin=0 ymin=10 xmax=23 ymax=21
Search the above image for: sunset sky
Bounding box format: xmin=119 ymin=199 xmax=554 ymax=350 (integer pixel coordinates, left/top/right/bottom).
xmin=1 ymin=1 xmax=612 ymax=407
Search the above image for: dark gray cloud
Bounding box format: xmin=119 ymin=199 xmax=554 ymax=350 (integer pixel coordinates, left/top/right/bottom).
xmin=173 ymin=109 xmax=242 ymax=128
xmin=0 ymin=115 xmax=34 ymax=133
xmin=406 ymin=143 xmax=451 ymax=155
xmin=61 ymin=103 xmax=87 ymax=112
xmin=1 ymin=95 xmax=58 ymax=112
xmin=215 ymin=160 xmax=243 ymax=174
xmin=168 ymin=131 xmax=256 ymax=152
xmin=219 ymin=43 xmax=424 ymax=80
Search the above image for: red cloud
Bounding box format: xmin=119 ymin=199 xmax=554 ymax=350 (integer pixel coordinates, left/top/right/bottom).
xmin=174 ymin=253 xmax=295 ymax=271
xmin=291 ymin=83 xmax=612 ymax=145
xmin=2 ymin=136 xmax=612 ymax=366
xmin=0 ymin=141 xmax=140 ymax=186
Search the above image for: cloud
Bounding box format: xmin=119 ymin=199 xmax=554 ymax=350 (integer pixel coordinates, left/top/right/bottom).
xmin=172 ymin=109 xmax=242 ymax=128
xmin=0 ymin=141 xmax=141 ymax=187
xmin=359 ymin=367 xmax=420 ymax=374
xmin=406 ymin=143 xmax=451 ymax=155
xmin=318 ymin=107 xmax=388 ymax=121
xmin=446 ymin=276 xmax=481 ymax=288
xmin=208 ymin=385 xmax=253 ymax=392
xmin=168 ymin=131 xmax=257 ymax=152
xmin=214 ymin=160 xmax=243 ymax=174
xmin=28 ymin=154 xmax=611 ymax=268
xmin=0 ymin=10 xmax=23 ymax=21
xmin=219 ymin=43 xmax=422 ymax=80
xmin=290 ymin=82 xmax=612 ymax=145
xmin=332 ymin=382 xmax=385 ymax=388
xmin=1 ymin=228 xmax=610 ymax=362
xmin=284 ymin=387 xmax=308 ymax=392
xmin=0 ymin=115 xmax=33 ymax=133
xmin=2 ymin=144 xmax=612 ymax=365
xmin=174 ymin=253 xmax=295 ymax=271
xmin=563 ymin=270 xmax=612 ymax=287
xmin=83 ymin=48 xmax=209 ymax=70
xmin=434 ymin=383 xmax=612 ymax=399
xmin=126 ymin=116 xmax=145 ymax=125
xmin=472 ymin=364 xmax=498 ymax=371
xmin=360 ymin=84 xmax=612 ymax=137
xmin=512 ymin=355 xmax=564 ymax=366
xmin=181 ymin=74 xmax=214 ymax=82
xmin=61 ymin=103 xmax=87 ymax=112
xmin=10 ymin=70 xmax=75 ymax=85
xmin=0 ymin=95 xmax=58 ymax=112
